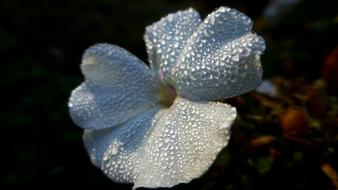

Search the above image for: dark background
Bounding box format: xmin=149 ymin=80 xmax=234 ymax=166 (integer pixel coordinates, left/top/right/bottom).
xmin=1 ymin=0 xmax=337 ymax=189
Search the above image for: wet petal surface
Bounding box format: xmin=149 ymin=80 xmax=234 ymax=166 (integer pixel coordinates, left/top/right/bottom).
xmin=85 ymin=97 xmax=236 ymax=188
xmin=135 ymin=97 xmax=236 ymax=188
xmin=69 ymin=44 xmax=160 ymax=129
xmin=171 ymin=7 xmax=265 ymax=100
xmin=83 ymin=108 xmax=160 ymax=171
xmin=144 ymin=8 xmax=201 ymax=79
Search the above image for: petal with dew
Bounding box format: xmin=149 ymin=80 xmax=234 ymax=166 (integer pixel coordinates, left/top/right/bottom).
xmin=90 ymin=97 xmax=236 ymax=188
xmin=68 ymin=44 xmax=160 ymax=129
xmin=83 ymin=107 xmax=161 ymax=173
xmin=134 ymin=97 xmax=236 ymax=188
xmin=144 ymin=8 xmax=201 ymax=79
xmin=171 ymin=7 xmax=265 ymax=100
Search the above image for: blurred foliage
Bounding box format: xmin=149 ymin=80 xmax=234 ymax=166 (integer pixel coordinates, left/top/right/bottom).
xmin=1 ymin=0 xmax=337 ymax=189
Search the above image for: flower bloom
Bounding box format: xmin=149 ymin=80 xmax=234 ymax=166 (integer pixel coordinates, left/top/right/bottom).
xmin=68 ymin=7 xmax=265 ymax=189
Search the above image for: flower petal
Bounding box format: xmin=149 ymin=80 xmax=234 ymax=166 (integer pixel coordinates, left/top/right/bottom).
xmin=171 ymin=7 xmax=265 ymax=100
xmin=134 ymin=97 xmax=236 ymax=188
xmin=83 ymin=108 xmax=160 ymax=170
xmin=88 ymin=97 xmax=236 ymax=188
xmin=68 ymin=44 xmax=160 ymax=129
xmin=144 ymin=8 xmax=201 ymax=79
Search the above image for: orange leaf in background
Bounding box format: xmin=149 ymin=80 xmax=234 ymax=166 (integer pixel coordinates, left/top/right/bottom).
xmin=250 ymin=135 xmax=276 ymax=148
xmin=321 ymin=163 xmax=338 ymax=189
xmin=249 ymin=136 xmax=280 ymax=159
xmin=281 ymin=107 xmax=309 ymax=136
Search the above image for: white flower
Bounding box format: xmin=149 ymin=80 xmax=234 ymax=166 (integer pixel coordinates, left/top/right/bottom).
xmin=68 ymin=7 xmax=265 ymax=189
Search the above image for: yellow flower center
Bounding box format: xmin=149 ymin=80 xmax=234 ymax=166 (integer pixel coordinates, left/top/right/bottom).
xmin=157 ymin=82 xmax=177 ymax=108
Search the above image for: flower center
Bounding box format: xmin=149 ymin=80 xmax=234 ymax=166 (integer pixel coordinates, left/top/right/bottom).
xmin=157 ymin=82 xmax=177 ymax=108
